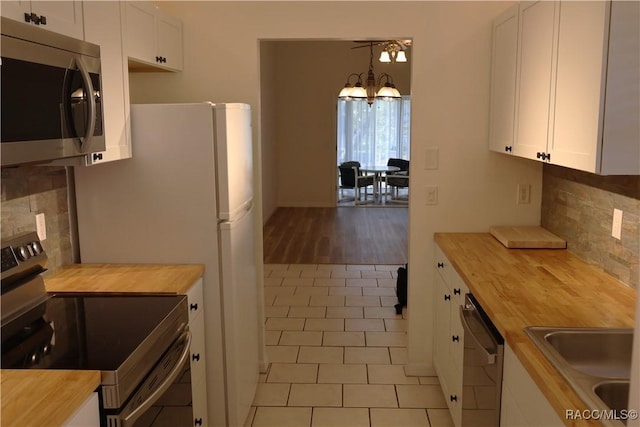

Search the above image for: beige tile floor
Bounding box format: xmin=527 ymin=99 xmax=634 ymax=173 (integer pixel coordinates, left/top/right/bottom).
xmin=245 ymin=264 xmax=455 ymax=427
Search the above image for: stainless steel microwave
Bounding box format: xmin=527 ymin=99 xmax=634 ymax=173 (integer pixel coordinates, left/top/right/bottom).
xmin=1 ymin=17 xmax=105 ymax=167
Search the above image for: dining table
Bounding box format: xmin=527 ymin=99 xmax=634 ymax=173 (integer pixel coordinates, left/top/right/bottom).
xmin=360 ymin=165 xmax=401 ymax=203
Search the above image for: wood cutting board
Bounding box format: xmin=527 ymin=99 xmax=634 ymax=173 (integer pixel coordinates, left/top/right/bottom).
xmin=489 ymin=226 xmax=567 ymax=249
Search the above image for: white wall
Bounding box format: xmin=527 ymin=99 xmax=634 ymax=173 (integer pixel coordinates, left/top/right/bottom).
xmin=129 ymin=0 xmax=541 ymax=389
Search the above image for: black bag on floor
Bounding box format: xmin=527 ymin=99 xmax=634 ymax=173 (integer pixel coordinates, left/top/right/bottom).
xmin=395 ymin=264 xmax=408 ymax=315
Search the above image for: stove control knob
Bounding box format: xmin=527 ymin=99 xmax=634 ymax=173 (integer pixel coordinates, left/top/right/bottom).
xmin=16 ymin=245 xmax=31 ymax=261
xmin=30 ymin=241 xmax=43 ymax=255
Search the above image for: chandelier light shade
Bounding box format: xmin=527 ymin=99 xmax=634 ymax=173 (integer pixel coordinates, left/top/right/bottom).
xmin=338 ymin=42 xmax=403 ymax=105
xmin=378 ymin=41 xmax=409 ymax=64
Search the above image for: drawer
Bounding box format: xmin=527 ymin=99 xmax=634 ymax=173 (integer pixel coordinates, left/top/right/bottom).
xmin=435 ymin=244 xmax=453 ymax=284
xmin=185 ymin=277 xmax=204 ymax=324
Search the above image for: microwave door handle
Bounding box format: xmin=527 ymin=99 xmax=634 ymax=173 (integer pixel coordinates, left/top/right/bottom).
xmin=74 ymin=56 xmax=96 ymax=149
xmin=121 ymin=330 xmax=192 ymax=427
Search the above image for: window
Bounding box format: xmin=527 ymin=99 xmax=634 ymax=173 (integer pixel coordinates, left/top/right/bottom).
xmin=337 ymin=96 xmax=411 ymax=166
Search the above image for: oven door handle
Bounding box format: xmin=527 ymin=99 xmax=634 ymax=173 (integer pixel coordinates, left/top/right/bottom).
xmin=122 ymin=329 xmax=192 ymax=427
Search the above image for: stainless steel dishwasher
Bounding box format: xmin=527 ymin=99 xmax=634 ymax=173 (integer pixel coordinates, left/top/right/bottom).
xmin=459 ymin=293 xmax=505 ymax=426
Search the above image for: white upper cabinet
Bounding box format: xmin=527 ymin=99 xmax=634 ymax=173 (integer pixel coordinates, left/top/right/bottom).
xmin=551 ymin=1 xmax=639 ymax=174
xmin=124 ymin=1 xmax=183 ymax=72
xmin=82 ymin=1 xmax=132 ymax=165
xmin=512 ymin=1 xmax=557 ymax=162
xmin=490 ymin=1 xmax=640 ymax=175
xmin=489 ymin=4 xmax=519 ymax=153
xmin=1 ymin=0 xmax=84 ymax=39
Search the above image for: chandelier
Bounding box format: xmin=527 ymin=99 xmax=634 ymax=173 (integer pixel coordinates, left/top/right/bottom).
xmin=338 ymin=42 xmax=401 ymax=105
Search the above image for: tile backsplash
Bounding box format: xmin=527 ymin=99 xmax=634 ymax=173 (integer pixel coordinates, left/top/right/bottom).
xmin=541 ymin=164 xmax=640 ymax=289
xmin=1 ymin=166 xmax=72 ymax=276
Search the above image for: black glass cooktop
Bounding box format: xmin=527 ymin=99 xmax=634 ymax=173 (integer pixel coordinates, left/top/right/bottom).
xmin=1 ymin=294 xmax=186 ymax=371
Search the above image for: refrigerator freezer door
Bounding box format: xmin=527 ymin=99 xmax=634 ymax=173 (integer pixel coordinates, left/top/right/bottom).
xmin=218 ymin=204 xmax=259 ymax=427
xmin=214 ymin=103 xmax=253 ymax=221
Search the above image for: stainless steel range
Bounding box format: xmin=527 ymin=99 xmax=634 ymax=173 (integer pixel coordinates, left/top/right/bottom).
xmin=1 ymin=232 xmax=195 ymax=427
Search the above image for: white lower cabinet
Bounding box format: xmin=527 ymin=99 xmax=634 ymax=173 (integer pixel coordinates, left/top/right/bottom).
xmin=186 ymin=278 xmax=209 ymax=427
xmin=434 ymin=243 xmax=469 ymax=427
xmin=500 ymin=344 xmax=564 ymax=427
xmin=63 ymin=392 xmax=100 ymax=427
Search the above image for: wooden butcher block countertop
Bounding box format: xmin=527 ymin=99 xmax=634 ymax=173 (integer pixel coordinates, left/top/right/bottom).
xmin=1 ymin=264 xmax=204 ymax=427
xmin=44 ymin=263 xmax=205 ymax=294
xmin=434 ymin=233 xmax=637 ymax=427
xmin=1 ymin=370 xmax=101 ymax=427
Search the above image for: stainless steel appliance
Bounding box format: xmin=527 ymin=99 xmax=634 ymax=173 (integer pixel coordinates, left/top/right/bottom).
xmin=459 ymin=293 xmax=505 ymax=426
xmin=0 ymin=232 xmax=195 ymax=427
xmin=0 ymin=17 xmax=105 ymax=167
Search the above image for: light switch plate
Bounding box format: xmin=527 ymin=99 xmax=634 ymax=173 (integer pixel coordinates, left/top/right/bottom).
xmin=425 ymin=185 xmax=438 ymax=205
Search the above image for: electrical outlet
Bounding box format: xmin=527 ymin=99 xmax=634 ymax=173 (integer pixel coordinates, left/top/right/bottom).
xmin=36 ymin=213 xmax=46 ymax=241
xmin=425 ymin=185 xmax=438 ymax=205
xmin=517 ymin=184 xmax=531 ymax=204
xmin=612 ymin=208 xmax=623 ymax=240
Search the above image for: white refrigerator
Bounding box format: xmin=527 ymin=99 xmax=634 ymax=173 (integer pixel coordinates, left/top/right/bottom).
xmin=74 ymin=103 xmax=260 ymax=427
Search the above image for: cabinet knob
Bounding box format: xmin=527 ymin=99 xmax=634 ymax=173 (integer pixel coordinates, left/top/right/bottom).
xmin=450 ymin=394 xmax=458 ymax=402
xmin=453 ymin=288 xmax=461 ymax=295
xmin=162 ymin=57 xmax=167 ymax=63
xmin=444 ymin=294 xmax=451 ymax=301
xmin=156 ymin=56 xmax=161 ymax=62
xmin=192 ymin=353 xmax=200 ymax=362
xmin=194 ymin=418 xmax=203 ymax=426
xmin=452 ymin=335 xmax=460 ymax=342
xmin=437 ymin=262 xmax=444 ymax=268
xmin=190 ymin=303 xmax=198 ymax=311
xmin=505 ymin=146 xmax=512 ymax=152
xmin=25 ymin=13 xmax=42 ymax=25
xmin=92 ymin=153 xmax=103 ymax=161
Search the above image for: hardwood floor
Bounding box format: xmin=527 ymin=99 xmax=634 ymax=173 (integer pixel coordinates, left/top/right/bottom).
xmin=263 ymin=207 xmax=408 ymax=265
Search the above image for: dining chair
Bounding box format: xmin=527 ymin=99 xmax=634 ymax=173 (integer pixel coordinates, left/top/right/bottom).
xmin=385 ymin=158 xmax=410 ymax=203
xmin=338 ymin=161 xmax=374 ymax=204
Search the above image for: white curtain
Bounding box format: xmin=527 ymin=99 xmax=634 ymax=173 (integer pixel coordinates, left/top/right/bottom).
xmin=337 ymin=96 xmax=411 ymax=166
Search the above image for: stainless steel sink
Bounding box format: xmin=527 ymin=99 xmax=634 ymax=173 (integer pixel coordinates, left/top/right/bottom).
xmin=594 ymin=381 xmax=631 ymax=414
xmin=525 ymin=327 xmax=634 ymax=427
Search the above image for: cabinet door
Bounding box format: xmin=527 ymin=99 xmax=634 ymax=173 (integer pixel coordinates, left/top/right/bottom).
xmin=550 ymin=1 xmax=609 ymax=173
xmin=156 ymin=9 xmax=183 ymax=71
xmin=0 ymin=1 xmax=31 ymax=23
xmin=30 ymin=1 xmax=83 ymax=39
xmin=513 ymin=1 xmax=558 ymax=161
xmin=1 ymin=1 xmax=83 ymax=39
xmin=502 ymin=345 xmax=564 ymax=426
xmin=124 ymin=1 xmax=157 ymax=65
xmin=83 ymin=1 xmax=132 ymax=165
xmin=434 ymin=273 xmax=452 ymax=381
xmin=601 ymin=0 xmax=640 ymax=175
xmin=62 ymin=392 xmax=100 ymax=427
xmin=489 ymin=4 xmax=519 ymax=154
